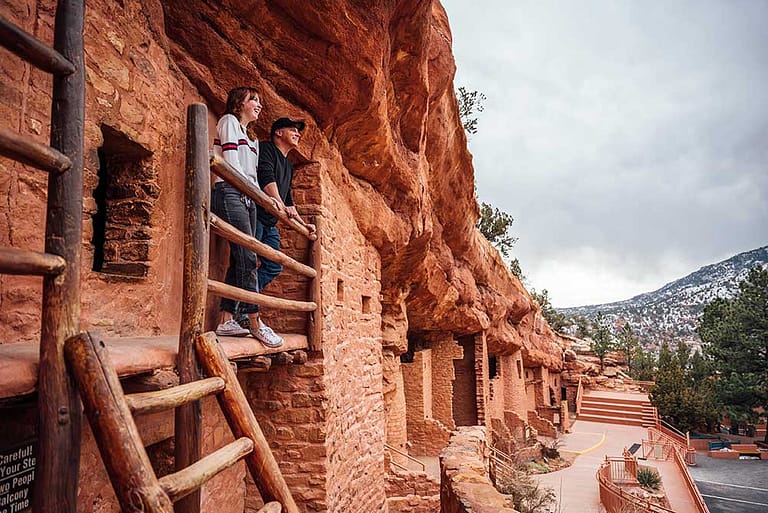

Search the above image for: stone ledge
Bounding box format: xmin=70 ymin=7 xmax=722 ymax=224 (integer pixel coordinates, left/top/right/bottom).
xmin=0 ymin=333 xmax=308 ymax=400
xmin=439 ymin=426 xmax=518 ymax=513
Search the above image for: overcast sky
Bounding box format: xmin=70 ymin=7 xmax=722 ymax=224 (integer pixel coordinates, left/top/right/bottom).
xmin=441 ymin=0 xmax=768 ymax=307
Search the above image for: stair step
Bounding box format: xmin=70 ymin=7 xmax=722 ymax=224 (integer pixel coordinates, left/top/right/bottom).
xmin=581 ymin=400 xmax=652 ymax=411
xmin=580 ymin=406 xmax=648 ymax=418
xmin=577 ymin=413 xmax=647 ymax=427
xmin=582 ymin=396 xmax=651 ymax=406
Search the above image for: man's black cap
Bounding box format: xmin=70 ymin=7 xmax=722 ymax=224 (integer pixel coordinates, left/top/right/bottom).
xmin=270 ymin=117 xmax=306 ymax=137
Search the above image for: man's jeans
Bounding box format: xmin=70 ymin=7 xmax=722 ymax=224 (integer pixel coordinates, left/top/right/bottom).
xmin=211 ymin=182 xmax=259 ymax=314
xmin=255 ymin=222 xmax=282 ymax=290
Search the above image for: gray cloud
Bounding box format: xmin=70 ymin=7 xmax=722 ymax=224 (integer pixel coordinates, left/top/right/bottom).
xmin=442 ymin=0 xmax=768 ymax=306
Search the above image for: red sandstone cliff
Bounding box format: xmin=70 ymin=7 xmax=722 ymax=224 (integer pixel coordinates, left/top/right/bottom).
xmin=0 ymin=0 xmax=562 ymax=369
xmin=161 ymin=0 xmax=561 ymax=367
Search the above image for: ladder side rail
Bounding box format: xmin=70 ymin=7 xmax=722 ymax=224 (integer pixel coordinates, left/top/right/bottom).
xmin=176 ymin=103 xmax=211 ymax=513
xmin=36 ymin=2 xmax=85 ymax=513
xmin=64 ymin=332 xmax=174 ymax=513
xmin=0 ymin=14 xmax=75 ymax=75
xmin=196 ymin=332 xmax=300 ymax=513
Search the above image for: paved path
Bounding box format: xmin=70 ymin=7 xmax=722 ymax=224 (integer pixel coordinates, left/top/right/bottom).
xmin=533 ymin=419 xmax=700 ymax=513
xmin=534 ymin=420 xmax=647 ymax=513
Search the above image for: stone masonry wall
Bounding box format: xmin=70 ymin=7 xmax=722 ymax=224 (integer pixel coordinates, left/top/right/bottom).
xmin=317 ymin=175 xmax=387 ymax=513
xmin=452 ymin=338 xmax=477 ymax=427
xmin=383 ymin=351 xmax=409 ymax=466
xmin=0 ymin=0 xmax=200 ymax=343
xmin=474 ymin=333 xmax=489 ymax=427
xmin=241 ymin=361 xmax=328 ymax=513
xmin=386 ymin=468 xmax=440 ymax=513
xmin=429 ymin=334 xmax=462 ymax=430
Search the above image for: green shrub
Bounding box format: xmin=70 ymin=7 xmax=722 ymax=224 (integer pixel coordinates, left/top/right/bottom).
xmin=637 ymin=467 xmax=661 ymax=490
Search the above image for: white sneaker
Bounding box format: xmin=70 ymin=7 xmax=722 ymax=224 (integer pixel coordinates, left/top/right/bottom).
xmin=215 ymin=319 xmax=250 ymax=337
xmin=252 ymin=325 xmax=283 ymax=348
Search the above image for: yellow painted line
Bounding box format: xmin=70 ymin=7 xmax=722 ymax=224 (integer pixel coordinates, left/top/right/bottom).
xmin=560 ymin=432 xmax=606 ymax=455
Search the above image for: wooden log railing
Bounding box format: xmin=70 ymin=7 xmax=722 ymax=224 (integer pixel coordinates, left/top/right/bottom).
xmin=205 ymin=126 xmax=322 ymax=350
xmin=210 ymin=214 xmax=316 ymax=278
xmin=0 ymin=4 xmax=85 ymax=513
xmin=210 ymin=155 xmax=317 ymax=241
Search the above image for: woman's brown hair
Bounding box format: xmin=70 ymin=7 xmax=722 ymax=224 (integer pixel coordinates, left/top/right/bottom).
xmin=224 ymin=87 xmax=259 ymax=121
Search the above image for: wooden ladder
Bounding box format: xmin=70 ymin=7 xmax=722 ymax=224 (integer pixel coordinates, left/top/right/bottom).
xmin=64 ymin=331 xmax=296 ymax=513
xmin=0 ymin=3 xmax=85 ymax=513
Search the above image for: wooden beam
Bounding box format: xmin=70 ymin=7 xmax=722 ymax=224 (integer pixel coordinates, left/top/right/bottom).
xmin=196 ymin=332 xmax=300 ymax=513
xmin=208 ymin=279 xmax=317 ymax=312
xmin=210 ymin=214 xmax=315 ymax=278
xmin=64 ymin=332 xmax=174 ymax=512
xmin=159 ymin=437 xmax=254 ymax=503
xmin=0 ymin=15 xmax=76 ymax=75
xmin=210 ymin=155 xmax=317 ymax=241
xmin=125 ymin=377 xmax=225 ymax=415
xmin=237 ymin=355 xmax=271 ymax=372
xmin=0 ymin=247 xmax=66 ymax=275
xmin=0 ymin=127 xmax=72 ymax=173
xmin=176 ymin=103 xmax=211 ymax=513
xmin=307 ymin=215 xmax=323 ymax=351
xmin=36 ymin=2 xmax=85 ymax=513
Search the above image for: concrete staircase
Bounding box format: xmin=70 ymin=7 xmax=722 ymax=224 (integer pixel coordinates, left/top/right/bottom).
xmin=578 ymin=392 xmax=656 ymax=427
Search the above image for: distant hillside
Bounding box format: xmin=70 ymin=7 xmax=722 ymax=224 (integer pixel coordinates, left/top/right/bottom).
xmin=557 ymin=246 xmax=768 ymax=350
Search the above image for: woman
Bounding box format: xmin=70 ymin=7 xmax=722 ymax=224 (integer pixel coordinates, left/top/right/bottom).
xmin=212 ymin=87 xmax=283 ymax=348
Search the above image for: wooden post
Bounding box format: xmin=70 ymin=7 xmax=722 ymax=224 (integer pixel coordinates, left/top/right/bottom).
xmin=35 ymin=2 xmax=85 ymax=513
xmin=196 ymin=333 xmax=300 ymax=513
xmin=307 ymin=216 xmax=323 ymax=351
xmin=175 ymin=103 xmax=210 ymax=513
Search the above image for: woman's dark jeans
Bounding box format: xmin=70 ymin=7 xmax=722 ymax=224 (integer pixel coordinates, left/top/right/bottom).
xmin=211 ymin=182 xmax=259 ymax=314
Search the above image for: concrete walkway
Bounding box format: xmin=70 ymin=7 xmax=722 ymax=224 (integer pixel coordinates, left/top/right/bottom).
xmin=533 ymin=419 xmax=700 ymax=513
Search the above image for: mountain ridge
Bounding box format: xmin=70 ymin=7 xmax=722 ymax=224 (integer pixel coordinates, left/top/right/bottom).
xmin=557 ymin=245 xmax=768 ymax=349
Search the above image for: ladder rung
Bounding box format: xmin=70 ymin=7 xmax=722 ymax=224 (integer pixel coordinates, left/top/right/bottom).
xmin=124 ymin=377 xmax=225 ymax=415
xmin=0 ymin=16 xmax=76 ymax=75
xmin=0 ymin=247 xmax=66 ymax=275
xmin=158 ymin=437 xmax=254 ymax=503
xmin=208 ymin=279 xmax=317 ymax=312
xmin=0 ymin=126 xmax=72 ymax=173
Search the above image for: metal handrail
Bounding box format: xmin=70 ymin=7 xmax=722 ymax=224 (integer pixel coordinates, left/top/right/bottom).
xmin=384 ymin=443 xmax=425 ymax=472
xmin=576 ymin=375 xmax=584 ymax=415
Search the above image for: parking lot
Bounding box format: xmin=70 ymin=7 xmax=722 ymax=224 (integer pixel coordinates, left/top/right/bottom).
xmin=688 ymin=454 xmax=768 ymax=513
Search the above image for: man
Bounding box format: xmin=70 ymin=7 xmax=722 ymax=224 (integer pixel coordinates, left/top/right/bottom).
xmin=255 ymin=117 xmax=316 ymax=291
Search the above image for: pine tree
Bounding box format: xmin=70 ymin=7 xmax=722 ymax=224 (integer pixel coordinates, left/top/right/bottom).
xmin=617 ymin=323 xmax=639 ymax=374
xmin=700 ymin=267 xmax=768 ymax=441
xmin=591 ymin=312 xmax=614 ymax=371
